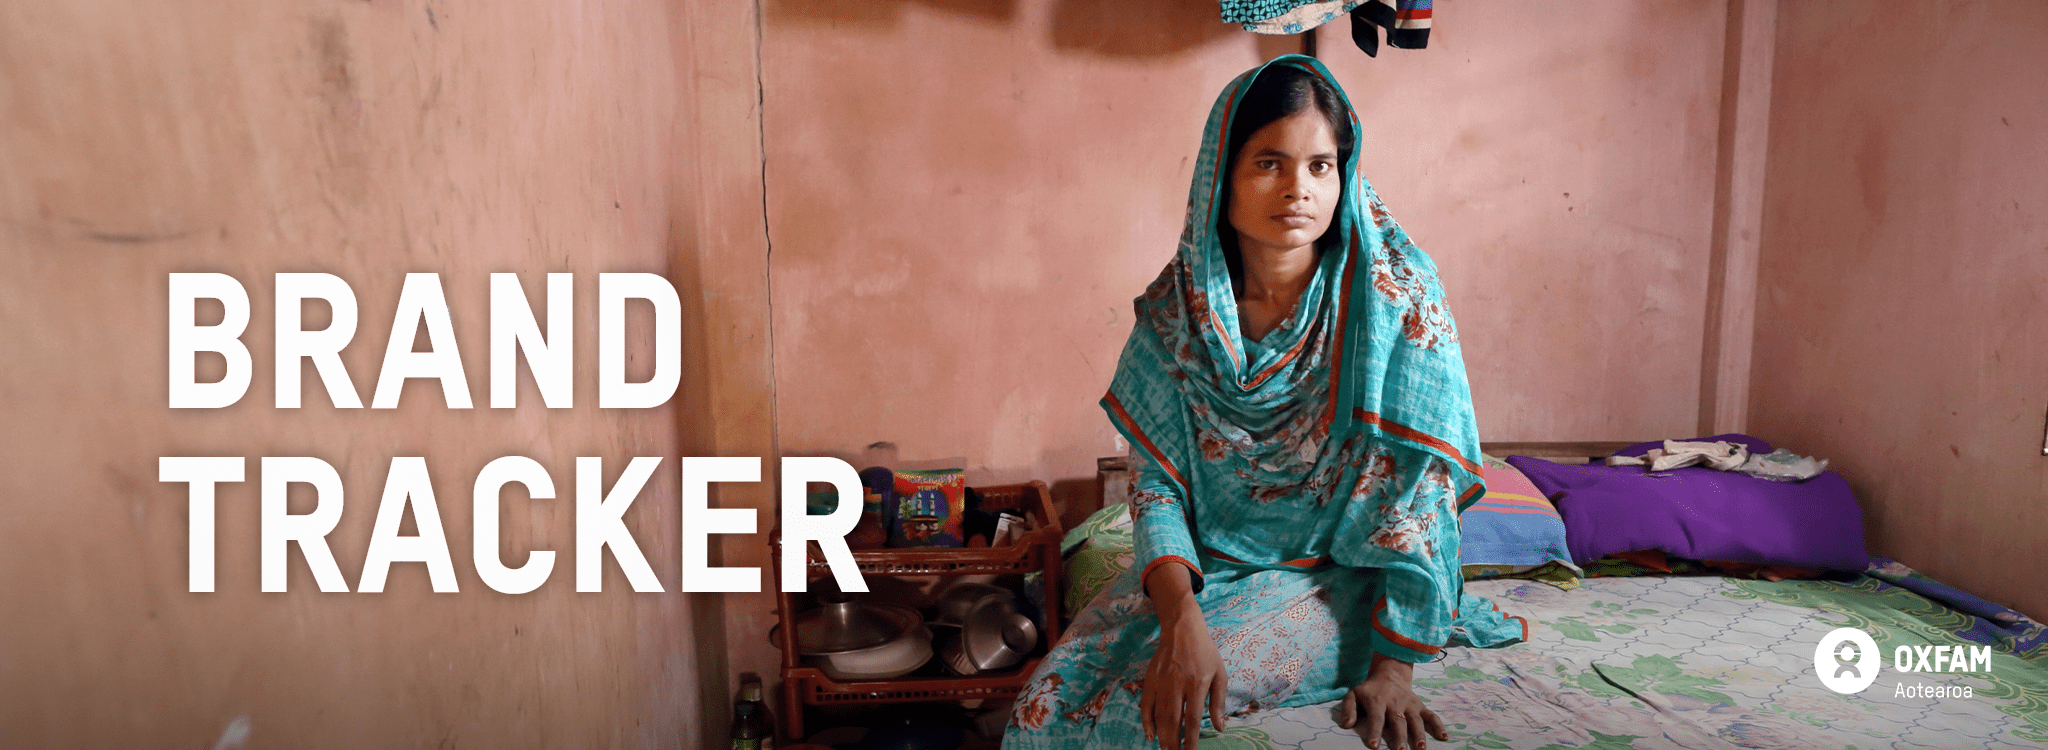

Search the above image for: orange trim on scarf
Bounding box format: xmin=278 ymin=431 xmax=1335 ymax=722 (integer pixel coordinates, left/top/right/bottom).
xmin=1212 ymin=86 xmax=1240 ymax=207
xmin=1290 ymin=55 xmax=1358 ymax=437
xmin=1352 ymin=408 xmax=1481 ymax=476
xmin=1205 ymin=547 xmax=1329 ymax=569
xmin=1206 ymin=303 xmax=1244 ymax=373
xmin=1491 ymin=599 xmax=1531 ymax=642
xmin=1243 ymin=328 xmax=1313 ymax=389
xmin=1290 ymin=59 xmax=1358 ymax=440
xmin=1319 ymin=236 xmax=1358 ymax=435
xmin=1204 ymin=83 xmax=1248 ymax=376
xmin=1140 ymin=555 xmax=1203 ymax=593
xmin=1457 ymin=482 xmax=1485 ymax=509
xmin=1371 ymin=596 xmax=1443 ymax=656
xmin=1104 ymin=392 xmax=1189 ymax=491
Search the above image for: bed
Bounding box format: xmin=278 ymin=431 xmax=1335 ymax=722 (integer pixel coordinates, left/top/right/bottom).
xmin=1054 ymin=440 xmax=2048 ymax=750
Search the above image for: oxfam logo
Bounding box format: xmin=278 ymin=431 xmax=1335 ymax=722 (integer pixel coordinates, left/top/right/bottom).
xmin=1814 ymin=627 xmax=1881 ymax=694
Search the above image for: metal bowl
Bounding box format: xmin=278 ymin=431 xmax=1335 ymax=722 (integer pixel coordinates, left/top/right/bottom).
xmin=936 ymin=629 xmax=977 ymax=676
xmin=768 ymin=594 xmax=934 ymax=681
xmin=965 ymin=607 xmax=1037 ymax=672
xmin=929 ymin=582 xmax=1015 ymax=629
xmin=773 ymin=595 xmax=921 ymax=655
xmin=937 ymin=603 xmax=1037 ymax=675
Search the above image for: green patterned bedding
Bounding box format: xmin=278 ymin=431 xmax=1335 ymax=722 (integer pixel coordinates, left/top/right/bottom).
xmin=1059 ymin=506 xmax=2048 ymax=749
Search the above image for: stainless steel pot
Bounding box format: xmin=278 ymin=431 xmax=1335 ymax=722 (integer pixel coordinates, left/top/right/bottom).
xmin=930 ymin=584 xmax=1038 ymax=675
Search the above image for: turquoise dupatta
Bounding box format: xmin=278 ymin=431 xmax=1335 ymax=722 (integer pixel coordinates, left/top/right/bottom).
xmin=1102 ymin=55 xmax=1522 ymax=664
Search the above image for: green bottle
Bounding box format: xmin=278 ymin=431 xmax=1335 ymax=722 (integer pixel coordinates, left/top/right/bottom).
xmin=730 ymin=680 xmax=775 ymax=750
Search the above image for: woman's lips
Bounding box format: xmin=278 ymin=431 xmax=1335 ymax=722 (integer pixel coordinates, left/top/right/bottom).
xmin=1272 ymin=214 xmax=1315 ymax=227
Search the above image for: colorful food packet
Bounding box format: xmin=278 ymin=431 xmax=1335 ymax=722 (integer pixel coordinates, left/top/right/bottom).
xmin=887 ymin=469 xmax=966 ymax=548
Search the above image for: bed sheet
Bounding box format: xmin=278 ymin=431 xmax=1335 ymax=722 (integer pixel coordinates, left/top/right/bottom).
xmin=1190 ymin=574 xmax=2048 ymax=750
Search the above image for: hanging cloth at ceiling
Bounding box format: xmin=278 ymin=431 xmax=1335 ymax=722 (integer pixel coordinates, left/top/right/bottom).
xmin=1220 ymin=0 xmax=1432 ymax=57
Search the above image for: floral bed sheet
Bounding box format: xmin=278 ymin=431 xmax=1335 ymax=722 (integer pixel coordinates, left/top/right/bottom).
xmin=1188 ymin=571 xmax=2048 ymax=750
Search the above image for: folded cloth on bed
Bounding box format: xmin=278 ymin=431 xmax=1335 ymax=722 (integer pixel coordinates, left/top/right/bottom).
xmin=1508 ymin=436 xmax=1870 ymax=570
xmin=1736 ymin=447 xmax=1831 ymax=481
xmin=1612 ymin=432 xmax=1771 ymax=458
xmin=1606 ymin=438 xmax=1830 ymax=481
xmin=1604 ymin=438 xmax=1750 ymax=471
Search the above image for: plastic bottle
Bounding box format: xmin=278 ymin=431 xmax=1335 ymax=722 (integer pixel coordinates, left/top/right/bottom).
xmin=730 ymin=679 xmax=775 ymax=750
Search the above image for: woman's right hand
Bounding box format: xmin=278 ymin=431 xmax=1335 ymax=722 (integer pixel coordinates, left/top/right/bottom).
xmin=1140 ymin=563 xmax=1229 ymax=750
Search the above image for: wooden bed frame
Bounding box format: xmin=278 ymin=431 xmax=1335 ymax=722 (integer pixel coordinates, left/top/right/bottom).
xmin=1477 ymin=441 xmax=1637 ymax=461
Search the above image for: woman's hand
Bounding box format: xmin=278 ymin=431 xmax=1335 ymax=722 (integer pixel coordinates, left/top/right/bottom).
xmin=1338 ymin=654 xmax=1450 ymax=750
xmin=1140 ymin=563 xmax=1229 ymax=750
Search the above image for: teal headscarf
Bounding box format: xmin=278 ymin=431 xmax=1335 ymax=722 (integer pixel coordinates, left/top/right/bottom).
xmin=1107 ymin=53 xmax=1482 ymax=507
xmin=1103 ymin=55 xmax=1511 ymax=663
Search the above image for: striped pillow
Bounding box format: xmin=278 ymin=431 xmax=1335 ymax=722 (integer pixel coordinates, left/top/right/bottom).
xmin=1460 ymin=455 xmax=1582 ymax=587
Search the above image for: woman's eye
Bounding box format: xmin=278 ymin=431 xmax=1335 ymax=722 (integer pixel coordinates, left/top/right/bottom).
xmin=1256 ymin=159 xmax=1279 ymax=170
xmin=1311 ymin=161 xmax=1332 ymax=175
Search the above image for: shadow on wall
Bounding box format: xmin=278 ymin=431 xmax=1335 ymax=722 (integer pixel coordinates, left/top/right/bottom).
xmin=766 ymin=0 xmax=1297 ymax=59
xmin=764 ymin=0 xmax=1020 ymax=28
xmin=1049 ymin=0 xmax=1234 ymax=57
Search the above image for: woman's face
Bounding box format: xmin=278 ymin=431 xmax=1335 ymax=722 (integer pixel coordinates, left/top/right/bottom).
xmin=1226 ymin=108 xmax=1343 ymax=258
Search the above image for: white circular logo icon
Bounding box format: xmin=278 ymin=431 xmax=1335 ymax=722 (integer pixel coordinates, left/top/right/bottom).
xmin=1815 ymin=627 xmax=1880 ymax=694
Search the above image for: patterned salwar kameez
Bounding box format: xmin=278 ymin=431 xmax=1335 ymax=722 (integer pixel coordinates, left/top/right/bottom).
xmin=1004 ymin=55 xmax=1527 ymax=749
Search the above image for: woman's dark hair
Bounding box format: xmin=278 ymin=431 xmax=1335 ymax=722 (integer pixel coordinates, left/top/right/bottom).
xmin=1219 ymin=64 xmax=1356 ymax=296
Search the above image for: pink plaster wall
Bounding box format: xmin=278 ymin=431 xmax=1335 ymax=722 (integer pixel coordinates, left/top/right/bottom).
xmin=0 ymin=0 xmax=711 ymax=745
xmin=761 ymin=0 xmax=1735 ymax=520
xmin=1751 ymin=2 xmax=2048 ymax=620
xmin=22 ymin=0 xmax=2045 ymax=742
xmin=759 ymin=2 xmax=1292 ymax=504
xmin=671 ymin=0 xmax=786 ymax=737
xmin=1314 ymin=1 xmax=1732 ymax=443
xmin=749 ymin=0 xmax=1300 ymax=704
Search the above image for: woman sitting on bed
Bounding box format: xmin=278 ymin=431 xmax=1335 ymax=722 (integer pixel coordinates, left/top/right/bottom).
xmin=1004 ymin=56 xmax=1526 ymax=750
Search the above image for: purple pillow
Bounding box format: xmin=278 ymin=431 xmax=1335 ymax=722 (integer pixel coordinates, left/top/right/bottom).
xmin=1505 ymin=450 xmax=1869 ymax=571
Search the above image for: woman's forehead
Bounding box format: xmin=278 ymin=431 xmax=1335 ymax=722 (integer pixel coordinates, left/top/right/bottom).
xmin=1238 ymin=110 xmax=1341 ymax=154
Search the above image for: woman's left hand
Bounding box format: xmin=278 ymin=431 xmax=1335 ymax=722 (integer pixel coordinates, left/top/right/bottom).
xmin=1337 ymin=655 xmax=1450 ymax=750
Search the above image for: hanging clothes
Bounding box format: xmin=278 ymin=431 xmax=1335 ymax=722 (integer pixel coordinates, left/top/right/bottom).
xmin=1003 ymin=55 xmax=1521 ymax=750
xmin=1222 ymin=0 xmax=1433 ymax=58
xmin=1352 ymin=0 xmax=1432 ymax=57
